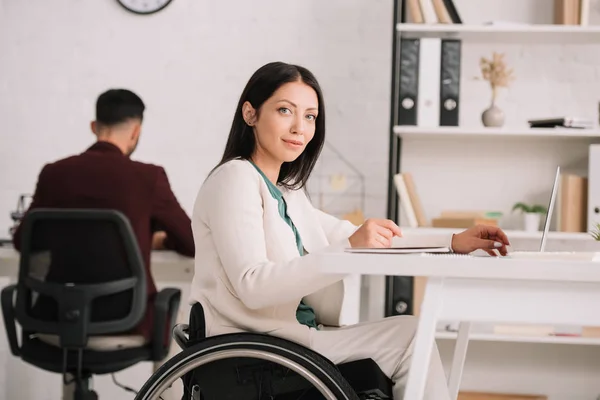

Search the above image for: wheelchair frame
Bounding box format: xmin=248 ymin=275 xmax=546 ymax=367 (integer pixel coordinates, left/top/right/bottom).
xmin=133 ymin=323 xmax=394 ymax=400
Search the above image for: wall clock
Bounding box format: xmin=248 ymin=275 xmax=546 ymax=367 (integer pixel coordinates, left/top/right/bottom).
xmin=117 ymin=0 xmax=174 ymax=15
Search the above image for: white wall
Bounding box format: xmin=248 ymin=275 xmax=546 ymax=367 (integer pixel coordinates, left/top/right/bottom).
xmin=0 ymin=0 xmax=393 ymax=399
xmin=0 ymin=0 xmax=393 ymax=238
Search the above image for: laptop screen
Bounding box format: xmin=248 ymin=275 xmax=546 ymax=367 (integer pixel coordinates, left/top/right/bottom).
xmin=539 ymin=166 xmax=561 ymax=252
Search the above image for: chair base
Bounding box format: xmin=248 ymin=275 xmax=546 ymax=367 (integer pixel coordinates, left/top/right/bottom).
xmin=63 ymin=374 xmax=98 ymax=400
xmin=74 ymin=387 xmax=98 ymax=400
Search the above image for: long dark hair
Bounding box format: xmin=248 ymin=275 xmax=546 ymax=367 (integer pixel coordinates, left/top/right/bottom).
xmin=215 ymin=61 xmax=326 ymax=190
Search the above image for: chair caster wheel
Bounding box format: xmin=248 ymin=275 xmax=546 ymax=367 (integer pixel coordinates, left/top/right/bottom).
xmin=74 ymin=389 xmax=98 ymax=400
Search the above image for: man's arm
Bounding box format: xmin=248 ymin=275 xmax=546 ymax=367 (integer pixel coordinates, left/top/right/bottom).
xmin=151 ymin=167 xmax=194 ymax=257
xmin=12 ymin=165 xmax=50 ymax=251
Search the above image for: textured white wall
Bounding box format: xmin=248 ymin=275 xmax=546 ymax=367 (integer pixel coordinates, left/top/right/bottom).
xmin=0 ymin=0 xmax=393 ymax=238
xmin=0 ymin=0 xmax=393 ymax=398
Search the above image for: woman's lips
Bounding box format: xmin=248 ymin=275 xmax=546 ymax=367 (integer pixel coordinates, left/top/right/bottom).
xmin=282 ymin=139 xmax=303 ymax=147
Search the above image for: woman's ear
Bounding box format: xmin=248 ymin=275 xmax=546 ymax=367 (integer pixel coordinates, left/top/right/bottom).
xmin=242 ymin=101 xmax=257 ymax=126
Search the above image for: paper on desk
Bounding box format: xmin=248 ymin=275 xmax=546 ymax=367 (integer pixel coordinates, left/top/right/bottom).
xmin=345 ymin=246 xmax=451 ymax=254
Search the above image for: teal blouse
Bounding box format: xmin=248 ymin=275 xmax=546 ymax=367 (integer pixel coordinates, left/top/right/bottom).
xmin=249 ymin=161 xmax=318 ymax=329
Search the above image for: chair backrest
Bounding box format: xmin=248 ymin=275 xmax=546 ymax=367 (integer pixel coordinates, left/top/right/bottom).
xmin=14 ymin=208 xmax=147 ymax=349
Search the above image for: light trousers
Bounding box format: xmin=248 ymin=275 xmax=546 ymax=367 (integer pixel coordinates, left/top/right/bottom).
xmin=311 ymin=315 xmax=451 ymax=400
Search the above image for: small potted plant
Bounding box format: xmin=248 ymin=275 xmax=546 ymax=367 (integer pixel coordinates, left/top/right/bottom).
xmin=477 ymin=51 xmax=515 ymax=127
xmin=512 ymin=202 xmax=547 ymax=232
xmin=589 ymin=222 xmax=600 ymax=240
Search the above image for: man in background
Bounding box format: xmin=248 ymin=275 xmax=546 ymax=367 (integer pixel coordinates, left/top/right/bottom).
xmin=12 ymin=88 xmax=194 ymax=340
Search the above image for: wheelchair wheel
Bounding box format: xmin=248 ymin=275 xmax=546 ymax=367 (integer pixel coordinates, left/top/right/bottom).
xmin=135 ymin=333 xmax=360 ymax=400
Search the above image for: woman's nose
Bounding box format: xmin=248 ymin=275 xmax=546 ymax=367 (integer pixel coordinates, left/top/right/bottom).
xmin=291 ymin=116 xmax=306 ymax=134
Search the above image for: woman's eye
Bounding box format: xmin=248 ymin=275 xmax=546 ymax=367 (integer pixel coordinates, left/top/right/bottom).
xmin=306 ymin=114 xmax=316 ymax=121
xmin=279 ymin=107 xmax=291 ymax=114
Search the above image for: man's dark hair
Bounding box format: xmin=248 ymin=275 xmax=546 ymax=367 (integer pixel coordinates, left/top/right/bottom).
xmin=95 ymin=89 xmax=145 ymax=127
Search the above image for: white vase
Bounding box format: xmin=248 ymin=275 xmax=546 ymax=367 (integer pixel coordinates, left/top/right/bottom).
xmin=523 ymin=212 xmax=541 ymax=232
xmin=481 ymin=103 xmax=505 ymax=127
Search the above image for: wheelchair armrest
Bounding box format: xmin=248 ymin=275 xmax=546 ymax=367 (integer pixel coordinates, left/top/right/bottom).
xmin=173 ymin=323 xmax=190 ymax=350
xmin=151 ymin=288 xmax=181 ymax=361
xmin=1 ymin=285 xmax=20 ymax=356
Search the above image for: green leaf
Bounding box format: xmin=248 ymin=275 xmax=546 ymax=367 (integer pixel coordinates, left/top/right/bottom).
xmin=589 ymin=222 xmax=600 ymax=241
xmin=512 ymin=202 xmax=531 ymax=213
xmin=530 ymin=205 xmax=548 ymax=214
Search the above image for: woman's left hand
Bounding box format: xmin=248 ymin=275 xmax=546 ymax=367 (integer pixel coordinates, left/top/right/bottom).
xmin=451 ymin=225 xmax=510 ymax=256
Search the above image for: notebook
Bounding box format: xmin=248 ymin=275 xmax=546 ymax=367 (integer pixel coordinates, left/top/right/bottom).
xmin=345 ymin=246 xmax=451 ymax=255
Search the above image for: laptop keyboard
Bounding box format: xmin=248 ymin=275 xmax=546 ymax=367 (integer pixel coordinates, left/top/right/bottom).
xmin=503 ymin=251 xmax=600 ymax=261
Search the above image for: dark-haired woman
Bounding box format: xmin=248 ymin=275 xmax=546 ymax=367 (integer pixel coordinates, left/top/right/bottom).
xmin=190 ymin=61 xmax=510 ymax=399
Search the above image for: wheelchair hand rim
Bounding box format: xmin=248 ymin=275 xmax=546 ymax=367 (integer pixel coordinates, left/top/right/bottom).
xmin=139 ymin=346 xmax=349 ymax=400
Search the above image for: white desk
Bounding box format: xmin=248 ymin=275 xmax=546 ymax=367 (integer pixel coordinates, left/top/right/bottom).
xmin=317 ymin=251 xmax=600 ymax=400
xmin=0 ymin=246 xmax=195 ymax=281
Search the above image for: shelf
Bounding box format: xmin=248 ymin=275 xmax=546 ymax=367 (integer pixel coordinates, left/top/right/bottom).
xmin=435 ymin=330 xmax=600 ymax=345
xmin=396 ymin=23 xmax=600 ymax=43
xmin=393 ymin=126 xmax=600 ymax=140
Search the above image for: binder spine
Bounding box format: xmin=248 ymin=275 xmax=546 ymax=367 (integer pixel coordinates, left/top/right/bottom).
xmin=439 ymin=39 xmax=461 ymax=126
xmin=397 ymin=38 xmax=420 ymax=125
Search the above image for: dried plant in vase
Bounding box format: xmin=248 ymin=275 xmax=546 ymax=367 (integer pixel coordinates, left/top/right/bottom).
xmin=477 ymin=52 xmax=515 ymax=127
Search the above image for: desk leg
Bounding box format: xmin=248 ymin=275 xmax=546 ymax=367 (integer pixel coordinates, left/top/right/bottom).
xmin=404 ymin=276 xmax=445 ymax=400
xmin=447 ymin=321 xmax=471 ymax=400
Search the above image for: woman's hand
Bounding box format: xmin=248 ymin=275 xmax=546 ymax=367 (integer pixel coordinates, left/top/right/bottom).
xmin=349 ymin=219 xmax=403 ymax=248
xmin=451 ymin=225 xmax=510 ymax=256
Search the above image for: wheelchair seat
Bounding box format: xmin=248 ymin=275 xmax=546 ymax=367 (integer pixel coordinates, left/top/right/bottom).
xmin=139 ymin=302 xmax=394 ymax=400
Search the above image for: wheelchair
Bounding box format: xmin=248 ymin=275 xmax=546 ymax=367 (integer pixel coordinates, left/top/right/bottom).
xmin=134 ymin=303 xmax=394 ymax=400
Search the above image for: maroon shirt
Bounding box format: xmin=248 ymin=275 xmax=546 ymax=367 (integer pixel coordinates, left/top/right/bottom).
xmin=13 ymin=141 xmax=194 ymax=339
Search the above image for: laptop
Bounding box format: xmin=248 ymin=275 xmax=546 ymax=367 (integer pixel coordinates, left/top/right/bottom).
xmin=506 ymin=166 xmax=574 ymax=259
xmin=539 ymin=165 xmax=561 ymax=252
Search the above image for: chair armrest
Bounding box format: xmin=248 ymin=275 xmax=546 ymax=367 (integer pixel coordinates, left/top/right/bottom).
xmin=151 ymin=288 xmax=181 ymax=361
xmin=1 ymin=285 xmax=20 ymax=356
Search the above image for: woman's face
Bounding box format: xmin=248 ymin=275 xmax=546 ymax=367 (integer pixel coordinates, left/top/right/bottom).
xmin=244 ymin=80 xmax=318 ymax=165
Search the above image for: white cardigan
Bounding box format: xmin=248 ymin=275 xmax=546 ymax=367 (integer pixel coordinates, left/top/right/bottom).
xmin=190 ymin=159 xmax=359 ymax=347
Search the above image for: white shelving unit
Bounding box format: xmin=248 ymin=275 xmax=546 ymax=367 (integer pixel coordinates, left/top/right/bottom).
xmin=384 ymin=6 xmax=600 ymax=398
xmin=435 ymin=330 xmax=600 ymax=346
xmin=396 ymin=23 xmax=600 ymax=43
xmin=394 ymin=126 xmax=600 ymax=140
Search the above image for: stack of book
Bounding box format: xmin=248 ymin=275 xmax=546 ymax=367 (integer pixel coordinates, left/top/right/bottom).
xmin=528 ymin=117 xmax=594 ymax=129
xmin=394 ymin=172 xmax=504 ymax=229
xmin=554 ymin=0 xmax=591 ymax=26
xmin=405 ymin=0 xmax=462 ymax=24
xmin=431 ymin=210 xmax=503 ymax=229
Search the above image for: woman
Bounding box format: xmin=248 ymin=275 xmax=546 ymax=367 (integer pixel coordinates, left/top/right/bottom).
xmin=190 ymin=61 xmax=510 ymax=399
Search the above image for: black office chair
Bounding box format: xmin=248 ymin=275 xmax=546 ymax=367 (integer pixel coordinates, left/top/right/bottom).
xmin=1 ymin=209 xmax=181 ymax=400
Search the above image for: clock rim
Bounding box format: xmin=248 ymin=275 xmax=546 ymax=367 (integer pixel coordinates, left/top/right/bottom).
xmin=117 ymin=0 xmax=174 ymax=15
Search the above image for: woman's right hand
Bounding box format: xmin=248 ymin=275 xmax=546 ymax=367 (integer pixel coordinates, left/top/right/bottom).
xmin=348 ymin=218 xmax=403 ymax=248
